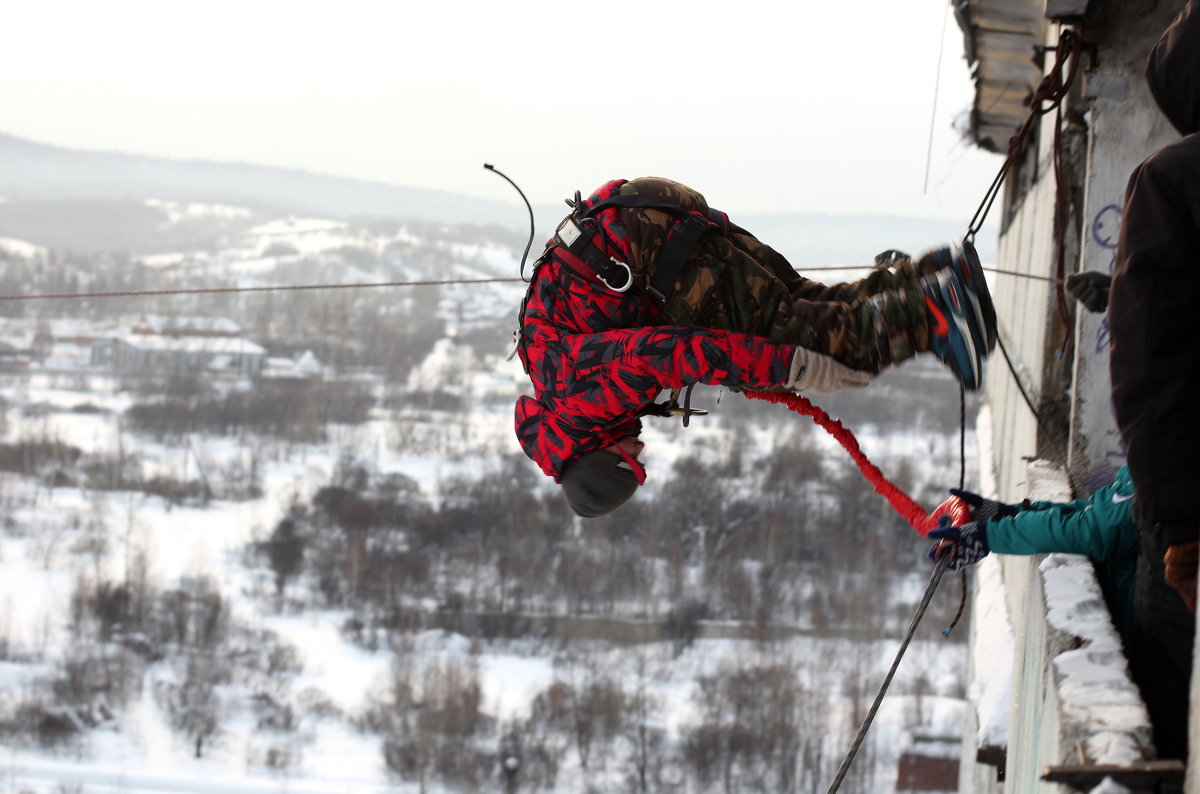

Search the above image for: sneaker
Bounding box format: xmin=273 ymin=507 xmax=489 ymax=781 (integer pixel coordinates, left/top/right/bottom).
xmin=955 ymin=240 xmax=997 ymax=353
xmin=921 ymin=255 xmax=993 ymax=391
xmin=925 ymin=240 xmax=997 ymax=353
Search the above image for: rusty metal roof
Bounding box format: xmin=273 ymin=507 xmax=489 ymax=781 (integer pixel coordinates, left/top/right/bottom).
xmin=953 ymin=0 xmax=1048 ymax=153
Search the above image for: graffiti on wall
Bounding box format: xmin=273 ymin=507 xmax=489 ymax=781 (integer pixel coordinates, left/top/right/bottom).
xmin=1091 ymin=203 xmax=1121 ymax=355
xmin=1087 ymin=203 xmax=1127 ymax=474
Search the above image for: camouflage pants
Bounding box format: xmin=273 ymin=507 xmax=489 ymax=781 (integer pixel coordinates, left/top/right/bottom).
xmin=616 ymin=177 xmax=932 ymax=373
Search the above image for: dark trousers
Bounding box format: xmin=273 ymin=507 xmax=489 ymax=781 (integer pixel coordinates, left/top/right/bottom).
xmin=1129 ymin=531 xmax=1195 ymax=760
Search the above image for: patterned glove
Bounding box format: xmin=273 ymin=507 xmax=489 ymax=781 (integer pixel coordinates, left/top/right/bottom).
xmin=783 ymin=348 xmax=872 ymax=394
xmin=948 ymin=488 xmax=1021 ymax=523
xmin=1065 ymin=271 xmax=1112 ymax=313
xmin=927 ymin=520 xmax=990 ymax=572
xmin=874 ymin=249 xmax=912 ymax=270
xmin=1164 ymin=542 xmax=1199 ymax=612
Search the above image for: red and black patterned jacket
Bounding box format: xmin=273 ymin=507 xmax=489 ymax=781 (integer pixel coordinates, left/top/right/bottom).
xmin=514 ymin=179 xmax=796 ymax=480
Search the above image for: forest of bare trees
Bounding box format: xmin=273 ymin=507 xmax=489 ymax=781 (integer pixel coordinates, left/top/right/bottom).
xmin=0 ymin=236 xmax=971 ymax=792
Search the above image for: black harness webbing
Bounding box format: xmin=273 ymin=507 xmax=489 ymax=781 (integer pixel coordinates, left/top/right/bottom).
xmin=569 ymin=195 xmax=730 ymax=303
xmin=512 ymin=192 xmax=730 ymax=376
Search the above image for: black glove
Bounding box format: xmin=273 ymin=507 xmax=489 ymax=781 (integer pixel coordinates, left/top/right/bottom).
xmin=874 ymin=249 xmax=911 ymax=270
xmin=948 ymin=488 xmax=1021 ymax=523
xmin=928 ymin=520 xmax=990 ymax=572
xmin=1065 ymin=271 xmax=1112 ymax=313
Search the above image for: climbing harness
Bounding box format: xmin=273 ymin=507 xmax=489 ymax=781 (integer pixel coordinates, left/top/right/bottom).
xmin=567 ymin=192 xmax=731 ymax=304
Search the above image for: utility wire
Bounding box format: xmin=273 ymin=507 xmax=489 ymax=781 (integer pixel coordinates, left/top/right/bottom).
xmin=923 ymin=4 xmax=951 ymax=193
xmin=0 ymin=277 xmax=525 ymax=303
xmin=0 ymin=262 xmax=1067 ymax=305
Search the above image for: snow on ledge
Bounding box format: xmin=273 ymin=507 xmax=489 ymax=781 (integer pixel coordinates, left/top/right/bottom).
xmin=970 ymin=554 xmax=1014 ymax=753
xmin=1040 ymin=552 xmax=1153 ymax=767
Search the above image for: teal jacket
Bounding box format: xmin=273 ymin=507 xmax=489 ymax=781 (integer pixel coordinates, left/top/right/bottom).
xmin=986 ymin=465 xmax=1138 ymax=640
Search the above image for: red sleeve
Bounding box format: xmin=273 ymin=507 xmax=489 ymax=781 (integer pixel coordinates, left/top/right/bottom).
xmin=562 ymin=325 xmax=794 ymax=407
xmin=516 ymin=327 xmax=794 ymax=479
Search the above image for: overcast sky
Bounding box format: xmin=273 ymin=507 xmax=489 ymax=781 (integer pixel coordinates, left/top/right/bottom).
xmin=3 ymin=1 xmax=1003 ymax=221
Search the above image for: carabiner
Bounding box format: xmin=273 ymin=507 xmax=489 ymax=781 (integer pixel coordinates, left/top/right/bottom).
xmin=599 ymin=258 xmax=633 ymax=293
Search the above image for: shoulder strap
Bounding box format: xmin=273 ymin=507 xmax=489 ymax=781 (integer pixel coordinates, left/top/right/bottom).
xmin=569 ymin=195 xmax=732 ymax=304
xmin=582 ymin=194 xmax=702 ymax=221
xmin=647 ymin=213 xmax=713 ymax=302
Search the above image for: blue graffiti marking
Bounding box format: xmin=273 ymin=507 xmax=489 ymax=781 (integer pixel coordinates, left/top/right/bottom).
xmin=1095 ymin=316 xmax=1111 ymax=354
xmin=1092 ymin=204 xmax=1122 ymax=275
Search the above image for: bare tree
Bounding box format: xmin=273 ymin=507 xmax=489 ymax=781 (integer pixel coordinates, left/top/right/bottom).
xmin=159 ymin=651 xmax=223 ymax=758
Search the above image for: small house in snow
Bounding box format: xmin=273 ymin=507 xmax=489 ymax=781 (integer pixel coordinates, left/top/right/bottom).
xmin=95 ymin=334 xmax=266 ymax=377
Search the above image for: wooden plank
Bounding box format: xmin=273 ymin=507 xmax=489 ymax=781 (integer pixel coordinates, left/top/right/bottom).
xmin=1042 ymin=761 xmax=1186 ymax=791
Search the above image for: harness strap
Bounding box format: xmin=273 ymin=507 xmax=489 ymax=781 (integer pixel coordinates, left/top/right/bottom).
xmin=574 ymin=194 xmax=730 ymax=304
xmin=647 ymin=213 xmax=715 ymax=303
xmin=555 ymin=243 xmax=632 ymax=292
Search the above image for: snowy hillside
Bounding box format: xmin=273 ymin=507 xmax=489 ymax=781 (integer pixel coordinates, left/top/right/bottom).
xmin=0 ymin=211 xmax=974 ymax=793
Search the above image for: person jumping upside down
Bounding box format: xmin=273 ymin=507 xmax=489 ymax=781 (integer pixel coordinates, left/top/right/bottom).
xmin=513 ymin=177 xmax=997 ymax=517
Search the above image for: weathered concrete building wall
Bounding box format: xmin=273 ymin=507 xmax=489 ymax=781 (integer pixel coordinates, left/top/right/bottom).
xmin=1067 ymin=2 xmax=1179 ymax=488
xmin=957 ymin=1 xmax=1187 ymax=791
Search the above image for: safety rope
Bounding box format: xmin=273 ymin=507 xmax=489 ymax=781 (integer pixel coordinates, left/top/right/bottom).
xmin=745 ymin=390 xmax=966 ymax=534
xmin=827 ymin=546 xmax=954 ymax=794
xmin=964 ymin=28 xmax=1085 ymax=242
xmin=746 ymin=387 xmax=971 ymax=791
xmin=961 ymin=25 xmax=1087 ymax=436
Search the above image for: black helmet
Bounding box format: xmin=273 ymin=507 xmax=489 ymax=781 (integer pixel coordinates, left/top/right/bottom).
xmin=560 ymin=449 xmax=641 ymax=517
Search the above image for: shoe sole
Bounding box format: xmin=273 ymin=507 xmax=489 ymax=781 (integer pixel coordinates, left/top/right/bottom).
xmin=955 ymin=240 xmax=997 ymax=352
xmin=927 ymin=242 xmax=994 ymax=360
xmin=925 ymin=269 xmax=983 ymax=390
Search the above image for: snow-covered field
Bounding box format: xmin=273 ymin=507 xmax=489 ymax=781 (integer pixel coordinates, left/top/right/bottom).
xmin=0 ymin=351 xmax=970 ymax=794
xmin=0 ymin=217 xmax=975 ymax=793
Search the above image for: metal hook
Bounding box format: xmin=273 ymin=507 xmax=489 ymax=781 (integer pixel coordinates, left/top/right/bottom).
xmin=598 ymin=259 xmax=633 ymax=293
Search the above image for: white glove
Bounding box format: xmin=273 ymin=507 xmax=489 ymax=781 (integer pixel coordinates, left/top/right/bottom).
xmin=782 ymin=348 xmax=873 ymax=394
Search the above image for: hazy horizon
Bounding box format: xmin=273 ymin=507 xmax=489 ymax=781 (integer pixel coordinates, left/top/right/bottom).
xmin=3 ymin=0 xmax=1004 ymax=223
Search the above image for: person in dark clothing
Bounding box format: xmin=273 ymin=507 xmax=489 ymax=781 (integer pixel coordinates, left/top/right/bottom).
xmin=1109 ymin=0 xmax=1200 ymax=612
xmin=514 ymin=177 xmax=998 ymax=517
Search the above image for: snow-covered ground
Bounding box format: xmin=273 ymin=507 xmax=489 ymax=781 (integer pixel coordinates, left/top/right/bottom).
xmin=0 ymin=221 xmax=974 ymax=792
xmin=0 ymin=353 xmax=970 ymax=794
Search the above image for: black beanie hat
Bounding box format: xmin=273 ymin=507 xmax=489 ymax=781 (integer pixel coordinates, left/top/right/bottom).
xmin=560 ymin=449 xmax=640 ymax=517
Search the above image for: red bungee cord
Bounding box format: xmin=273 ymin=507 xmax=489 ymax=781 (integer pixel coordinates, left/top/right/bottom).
xmin=744 ymin=390 xmax=969 ymax=536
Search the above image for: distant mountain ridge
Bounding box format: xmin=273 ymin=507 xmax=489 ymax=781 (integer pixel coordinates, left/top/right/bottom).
xmin=0 ymin=132 xmax=993 ymax=263
xmin=0 ymin=131 xmax=519 ymax=226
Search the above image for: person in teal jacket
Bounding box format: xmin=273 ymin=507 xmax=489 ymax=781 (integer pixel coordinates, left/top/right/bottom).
xmin=929 ymin=465 xmax=1192 ymax=761
xmin=928 ymin=466 xmax=1138 ymax=639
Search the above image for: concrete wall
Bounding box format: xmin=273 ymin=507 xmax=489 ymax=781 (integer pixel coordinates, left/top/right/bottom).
xmin=961 ymin=460 xmax=1154 ymax=793
xmin=1067 ymin=0 xmax=1182 ymax=489
xmin=967 ymin=2 xmax=1187 ymax=791
xmin=979 ymin=6 xmax=1057 ymax=502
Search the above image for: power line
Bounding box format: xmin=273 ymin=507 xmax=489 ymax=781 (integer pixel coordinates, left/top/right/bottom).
xmin=923 ymin=3 xmax=951 ymax=193
xmin=0 ymin=277 xmax=525 ymax=303
xmin=0 ymin=262 xmax=1066 ymax=304
xmin=0 ymin=265 xmax=902 ymax=303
